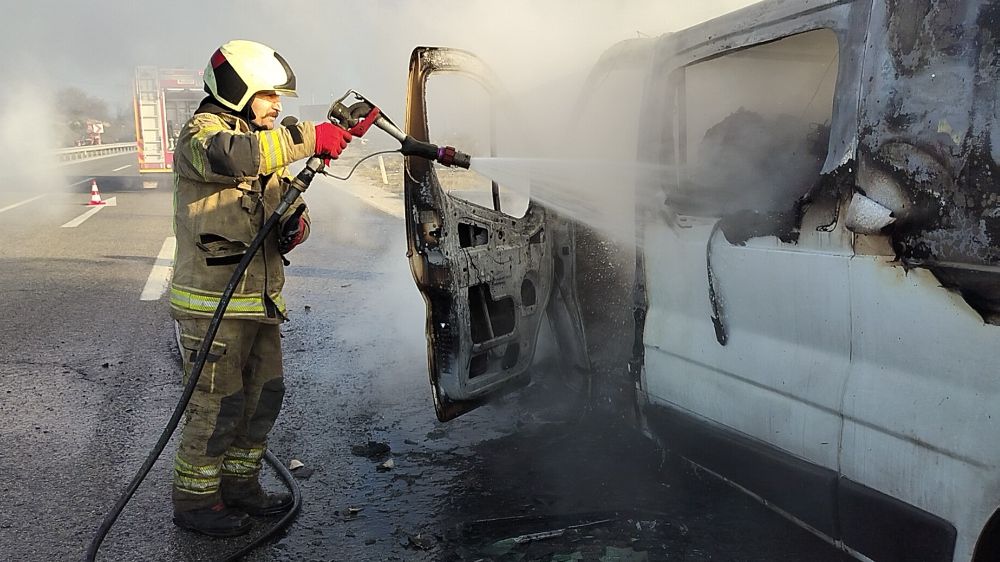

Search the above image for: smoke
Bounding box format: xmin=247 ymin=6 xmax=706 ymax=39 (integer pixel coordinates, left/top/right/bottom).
xmin=289 ymin=173 xmax=428 ymax=377
xmin=0 ymin=0 xmax=770 ymax=372
xmin=0 ymin=0 xmax=762 ymax=163
xmin=446 ymin=10 xmax=839 ymax=251
xmin=0 ymin=1 xmax=760 ymax=112
xmin=0 ymin=80 xmax=63 ymax=197
xmin=275 ymin=1 xmax=768 ymax=375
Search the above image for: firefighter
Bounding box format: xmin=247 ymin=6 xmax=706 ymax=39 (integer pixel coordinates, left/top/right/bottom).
xmin=169 ymin=40 xmax=351 ymax=537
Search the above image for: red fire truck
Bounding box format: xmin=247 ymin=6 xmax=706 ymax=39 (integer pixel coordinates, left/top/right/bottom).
xmin=132 ymin=67 xmax=204 ymax=173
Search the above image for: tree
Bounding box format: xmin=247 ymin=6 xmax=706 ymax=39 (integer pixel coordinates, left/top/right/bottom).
xmin=55 ymin=87 xmax=112 ymax=146
xmin=56 ymin=87 xmax=110 ymax=123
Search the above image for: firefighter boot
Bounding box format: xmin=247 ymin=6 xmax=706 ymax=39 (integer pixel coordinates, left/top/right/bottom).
xmin=222 ymin=477 xmax=293 ymax=516
xmin=173 ymin=503 xmax=251 ymax=537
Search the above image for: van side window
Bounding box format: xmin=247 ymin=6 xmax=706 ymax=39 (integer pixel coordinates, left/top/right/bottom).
xmin=669 ymin=29 xmax=840 ymax=218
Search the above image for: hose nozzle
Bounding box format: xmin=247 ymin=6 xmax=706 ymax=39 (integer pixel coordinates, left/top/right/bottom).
xmin=400 ymin=136 xmax=471 ymax=169
xmin=436 ymin=146 xmax=471 ymax=169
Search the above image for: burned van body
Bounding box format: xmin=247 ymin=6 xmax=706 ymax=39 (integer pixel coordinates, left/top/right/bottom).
xmin=403 ymin=1 xmax=1000 ymax=561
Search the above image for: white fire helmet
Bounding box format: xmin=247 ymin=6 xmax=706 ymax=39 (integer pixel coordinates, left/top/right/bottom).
xmin=203 ymin=40 xmax=298 ymax=111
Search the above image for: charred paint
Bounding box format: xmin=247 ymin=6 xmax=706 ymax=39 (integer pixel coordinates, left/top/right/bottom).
xmin=639 ymin=0 xmax=1000 ymax=334
xmin=861 ymin=0 xmax=1000 ymax=323
xmin=884 ymin=0 xmax=968 ymax=73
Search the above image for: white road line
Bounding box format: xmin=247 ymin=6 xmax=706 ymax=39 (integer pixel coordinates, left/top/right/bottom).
xmin=140 ymin=236 xmax=176 ymax=301
xmin=112 ymin=164 xmax=132 ymax=172
xmin=326 ymin=179 xmax=403 ymax=219
xmin=60 ymin=197 xmax=117 ymax=228
xmin=0 ymin=194 xmax=47 ymax=215
xmin=68 ymin=177 xmax=95 ymax=187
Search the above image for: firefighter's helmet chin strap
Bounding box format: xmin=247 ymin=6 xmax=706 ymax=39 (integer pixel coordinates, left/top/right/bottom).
xmin=242 ymin=101 xmax=263 ymax=131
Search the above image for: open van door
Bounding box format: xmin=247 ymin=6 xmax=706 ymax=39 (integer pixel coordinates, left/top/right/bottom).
xmin=404 ymin=47 xmax=555 ymax=421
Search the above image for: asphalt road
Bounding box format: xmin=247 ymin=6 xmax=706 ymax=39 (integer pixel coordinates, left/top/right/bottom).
xmin=0 ymin=153 xmax=855 ymax=561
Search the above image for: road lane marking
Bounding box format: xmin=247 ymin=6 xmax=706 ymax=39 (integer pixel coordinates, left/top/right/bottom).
xmin=140 ymin=236 xmax=176 ymax=301
xmin=68 ymin=177 xmax=95 ymax=187
xmin=60 ymin=197 xmax=117 ymax=228
xmin=0 ymin=194 xmax=47 ymax=215
xmin=112 ymin=164 xmax=132 ymax=172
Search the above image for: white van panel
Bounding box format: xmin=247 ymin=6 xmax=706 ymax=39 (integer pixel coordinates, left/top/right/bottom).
xmin=843 ymin=255 xmax=1000 ymax=561
xmin=642 ymin=219 xmax=851 ymax=470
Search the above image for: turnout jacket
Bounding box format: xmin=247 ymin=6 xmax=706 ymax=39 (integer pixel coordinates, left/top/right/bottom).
xmin=170 ymin=99 xmax=317 ymax=324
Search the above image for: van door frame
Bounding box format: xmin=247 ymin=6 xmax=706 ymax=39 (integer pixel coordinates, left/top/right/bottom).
xmin=403 ymin=47 xmax=557 ymax=422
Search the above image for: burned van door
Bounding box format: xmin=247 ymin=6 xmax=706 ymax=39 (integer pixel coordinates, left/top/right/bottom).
xmin=404 ymin=47 xmax=554 ymax=421
xmin=641 ymin=26 xmax=853 ymax=538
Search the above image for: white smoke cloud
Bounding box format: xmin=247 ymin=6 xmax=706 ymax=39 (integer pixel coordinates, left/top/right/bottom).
xmin=0 ymin=79 xmax=62 ymax=195
xmin=0 ymin=1 xmax=761 ymax=115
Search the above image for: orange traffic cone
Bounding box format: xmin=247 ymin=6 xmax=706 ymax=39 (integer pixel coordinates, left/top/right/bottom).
xmin=87 ymin=179 xmax=106 ymax=206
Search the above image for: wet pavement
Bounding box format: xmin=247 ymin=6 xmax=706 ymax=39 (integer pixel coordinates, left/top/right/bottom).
xmin=0 ymin=172 xmax=854 ymax=561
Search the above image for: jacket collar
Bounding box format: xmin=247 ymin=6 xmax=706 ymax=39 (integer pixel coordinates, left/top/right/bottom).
xmin=195 ymin=96 xmax=253 ymax=132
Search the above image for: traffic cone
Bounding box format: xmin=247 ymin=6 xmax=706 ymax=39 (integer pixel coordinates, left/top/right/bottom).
xmin=87 ymin=179 xmax=106 ymax=206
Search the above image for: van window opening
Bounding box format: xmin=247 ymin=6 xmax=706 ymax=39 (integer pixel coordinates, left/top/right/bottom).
xmin=669 ymin=29 xmax=841 ymax=218
xmin=425 ymin=74 xmax=527 ymax=217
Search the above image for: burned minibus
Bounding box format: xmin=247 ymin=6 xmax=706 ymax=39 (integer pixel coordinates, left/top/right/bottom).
xmin=402 ymin=1 xmax=1000 ymax=560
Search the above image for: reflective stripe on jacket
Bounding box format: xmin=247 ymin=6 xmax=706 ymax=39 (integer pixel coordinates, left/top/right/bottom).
xmin=170 ymin=103 xmax=316 ymax=323
xmin=169 ymin=284 xmax=287 ymax=317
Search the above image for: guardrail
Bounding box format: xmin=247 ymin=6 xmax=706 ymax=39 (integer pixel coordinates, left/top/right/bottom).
xmin=55 ymin=142 xmax=137 ymax=164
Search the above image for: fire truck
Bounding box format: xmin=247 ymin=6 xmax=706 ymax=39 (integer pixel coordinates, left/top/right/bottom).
xmin=132 ymin=67 xmax=203 ymax=173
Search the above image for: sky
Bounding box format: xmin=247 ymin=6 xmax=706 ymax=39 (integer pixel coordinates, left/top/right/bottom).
xmin=3 ymin=0 xmax=761 ymax=120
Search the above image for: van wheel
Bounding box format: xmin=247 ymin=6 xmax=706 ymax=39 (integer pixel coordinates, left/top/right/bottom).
xmin=973 ymin=508 xmax=1000 ymax=562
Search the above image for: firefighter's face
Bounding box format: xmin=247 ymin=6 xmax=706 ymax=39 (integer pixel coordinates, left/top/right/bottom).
xmin=250 ymin=91 xmax=282 ymax=129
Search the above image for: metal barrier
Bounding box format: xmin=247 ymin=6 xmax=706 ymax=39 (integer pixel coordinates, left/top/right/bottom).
xmin=55 ymin=142 xmax=137 ymax=163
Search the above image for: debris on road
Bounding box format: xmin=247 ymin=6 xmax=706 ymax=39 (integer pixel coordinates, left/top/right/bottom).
xmin=511 ymin=518 xmax=615 ymax=545
xmin=288 ymin=458 xmax=315 ymax=479
xmin=402 ymin=532 xmax=435 ymax=550
xmin=335 ymin=507 xmax=364 ymax=521
xmin=351 ymin=440 xmax=391 ymax=458
xmin=377 ymin=458 xmax=395 ymax=472
xmin=512 ymin=528 xmax=566 ymax=544
xmin=292 ymin=467 xmax=315 ymax=480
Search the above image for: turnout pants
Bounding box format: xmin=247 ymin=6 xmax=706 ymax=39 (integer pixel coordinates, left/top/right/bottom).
xmin=172 ymin=318 xmax=285 ymax=512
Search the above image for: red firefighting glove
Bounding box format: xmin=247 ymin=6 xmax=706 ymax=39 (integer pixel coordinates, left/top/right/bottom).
xmin=278 ymin=204 xmax=308 ymax=255
xmin=314 ymin=122 xmax=352 ymax=163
